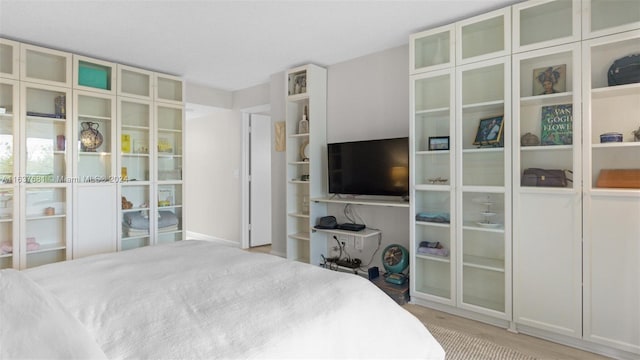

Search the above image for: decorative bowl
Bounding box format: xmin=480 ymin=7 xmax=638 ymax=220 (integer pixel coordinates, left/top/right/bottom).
xmin=600 ymin=132 xmax=623 ymax=143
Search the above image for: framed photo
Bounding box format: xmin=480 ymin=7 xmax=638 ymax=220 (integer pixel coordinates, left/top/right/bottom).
xmin=428 ymin=136 xmax=449 ymax=151
xmin=473 ymin=115 xmax=504 ymax=146
xmin=533 ymin=64 xmax=566 ymax=95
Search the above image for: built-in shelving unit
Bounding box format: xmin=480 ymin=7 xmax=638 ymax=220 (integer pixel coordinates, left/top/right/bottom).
xmin=410 ymin=0 xmax=640 ymax=357
xmin=410 ymin=7 xmax=511 ymax=324
xmin=285 ymin=64 xmax=326 ymax=264
xmin=0 ymin=37 xmax=184 ymax=269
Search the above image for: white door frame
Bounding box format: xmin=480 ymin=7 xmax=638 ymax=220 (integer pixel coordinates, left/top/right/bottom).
xmin=240 ymin=104 xmax=270 ymax=249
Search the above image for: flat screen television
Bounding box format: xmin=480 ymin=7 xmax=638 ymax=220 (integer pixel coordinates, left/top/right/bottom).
xmin=327 ymin=137 xmax=409 ymax=197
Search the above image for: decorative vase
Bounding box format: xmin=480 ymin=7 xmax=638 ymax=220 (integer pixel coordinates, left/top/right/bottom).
xmin=80 ymin=122 xmax=103 ymax=152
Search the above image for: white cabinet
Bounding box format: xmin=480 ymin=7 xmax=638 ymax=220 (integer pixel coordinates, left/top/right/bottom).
xmin=582 ymin=30 xmax=640 ymax=355
xmin=512 ymin=42 xmax=582 ymax=338
xmin=411 ymin=1 xmax=639 ymax=356
xmin=285 ymin=64 xmax=326 ymax=264
xmin=410 ymin=8 xmax=511 ymax=324
xmin=0 ymin=37 xmax=184 ymax=268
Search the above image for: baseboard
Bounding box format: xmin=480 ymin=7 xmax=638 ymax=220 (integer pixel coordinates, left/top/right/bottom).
xmin=269 ymin=250 xmax=286 ymax=258
xmin=515 ymin=324 xmax=639 ymax=360
xmin=410 ymin=297 xmax=510 ymax=329
xmin=185 ymin=231 xmax=240 ymax=248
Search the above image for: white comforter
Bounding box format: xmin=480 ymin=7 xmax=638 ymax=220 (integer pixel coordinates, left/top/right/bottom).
xmin=20 ymin=240 xmax=444 ymax=359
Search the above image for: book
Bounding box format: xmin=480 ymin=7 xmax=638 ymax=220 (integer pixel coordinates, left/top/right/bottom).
xmin=541 ymin=104 xmax=572 ymax=145
xmin=121 ymin=134 xmax=131 ymax=153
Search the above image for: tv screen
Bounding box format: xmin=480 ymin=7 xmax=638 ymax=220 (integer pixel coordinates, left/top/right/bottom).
xmin=327 ymin=137 xmax=409 ymax=197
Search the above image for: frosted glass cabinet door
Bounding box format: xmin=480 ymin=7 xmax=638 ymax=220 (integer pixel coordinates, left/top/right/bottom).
xmin=512 ymin=0 xmax=581 ymax=53
xmin=118 ymin=65 xmax=153 ymax=100
xmin=155 ymin=73 xmax=183 ymax=104
xmin=456 ymin=55 xmax=511 ymax=320
xmin=410 ymin=24 xmax=455 ymax=74
xmin=0 ymin=38 xmax=20 ymax=80
xmin=456 ymin=8 xmax=510 ymax=65
xmin=583 ymin=0 xmax=640 ymax=39
xmin=20 ymin=43 xmax=71 ymax=87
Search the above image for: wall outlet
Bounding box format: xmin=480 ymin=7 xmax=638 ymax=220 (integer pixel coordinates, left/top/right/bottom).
xmin=355 ymin=237 xmax=364 ymax=250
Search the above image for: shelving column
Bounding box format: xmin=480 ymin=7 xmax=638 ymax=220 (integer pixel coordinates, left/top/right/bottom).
xmin=582 ymin=28 xmax=640 ymax=355
xmin=19 ymin=43 xmax=72 ymax=269
xmin=409 ymin=24 xmax=457 ymax=306
xmin=71 ymin=55 xmax=118 ymax=258
xmin=154 ymin=73 xmax=184 ymax=244
xmin=0 ymin=38 xmax=20 ymax=269
xmin=285 ymin=64 xmax=327 ymax=264
xmin=455 ymin=8 xmax=512 ymax=321
xmin=512 ymin=44 xmax=582 ymax=337
xmin=117 ymin=65 xmax=154 ymax=251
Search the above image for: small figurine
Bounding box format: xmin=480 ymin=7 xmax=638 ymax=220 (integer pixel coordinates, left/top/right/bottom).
xmin=122 ymin=196 xmax=133 ymax=210
xmin=632 ymin=126 xmax=640 ymax=142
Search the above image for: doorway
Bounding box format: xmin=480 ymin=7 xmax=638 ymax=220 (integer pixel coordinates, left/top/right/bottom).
xmin=241 ymin=106 xmax=272 ymax=249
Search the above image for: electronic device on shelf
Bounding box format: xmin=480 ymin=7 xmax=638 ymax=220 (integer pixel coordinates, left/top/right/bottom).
xmin=337 ymin=223 xmax=365 ymax=231
xmin=327 ymin=137 xmax=409 ymax=197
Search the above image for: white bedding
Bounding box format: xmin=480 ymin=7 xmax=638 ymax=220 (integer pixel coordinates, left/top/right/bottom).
xmin=19 ymin=240 xmax=444 ymax=359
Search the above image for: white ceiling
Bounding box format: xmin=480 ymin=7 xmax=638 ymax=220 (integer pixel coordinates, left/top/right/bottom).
xmin=0 ymin=0 xmax=521 ymax=92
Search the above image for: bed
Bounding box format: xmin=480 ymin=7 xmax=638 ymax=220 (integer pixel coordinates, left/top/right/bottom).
xmin=1 ymin=240 xmax=445 ymax=359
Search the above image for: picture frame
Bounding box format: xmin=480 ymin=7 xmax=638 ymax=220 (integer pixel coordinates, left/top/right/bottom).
xmin=428 ymin=136 xmax=449 ymax=151
xmin=532 ymin=64 xmax=566 ymax=96
xmin=473 ymin=115 xmax=504 ymax=146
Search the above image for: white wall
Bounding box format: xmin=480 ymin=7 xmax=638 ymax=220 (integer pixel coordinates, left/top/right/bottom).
xmin=268 ymin=72 xmax=287 ymax=257
xmin=324 ymin=44 xmax=411 ymax=270
xmin=185 ymin=43 xmax=410 ymax=261
xmin=327 ymin=44 xmax=409 ymax=142
xmin=185 ymin=108 xmax=243 ymax=244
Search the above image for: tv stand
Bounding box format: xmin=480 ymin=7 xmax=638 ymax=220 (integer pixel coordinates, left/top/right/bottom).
xmin=311 ymin=197 xmax=409 ymax=208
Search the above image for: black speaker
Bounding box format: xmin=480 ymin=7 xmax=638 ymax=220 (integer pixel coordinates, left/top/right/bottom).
xmin=368 ymin=266 xmax=379 ymax=280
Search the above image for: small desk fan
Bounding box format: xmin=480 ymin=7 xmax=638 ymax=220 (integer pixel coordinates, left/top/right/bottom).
xmin=382 ymin=244 xmax=409 ymax=285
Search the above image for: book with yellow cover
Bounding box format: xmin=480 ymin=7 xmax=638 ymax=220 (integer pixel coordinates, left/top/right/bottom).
xmin=121 ymin=134 xmax=131 ymax=153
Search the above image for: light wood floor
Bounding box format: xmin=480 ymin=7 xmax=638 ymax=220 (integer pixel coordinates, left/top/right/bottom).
xmin=403 ymin=304 xmax=610 ymax=360
xmin=247 ymin=245 xmax=611 ymax=360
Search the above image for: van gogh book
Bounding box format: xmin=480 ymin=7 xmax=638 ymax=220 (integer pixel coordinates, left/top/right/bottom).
xmin=541 ymin=104 xmax=572 ymax=145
